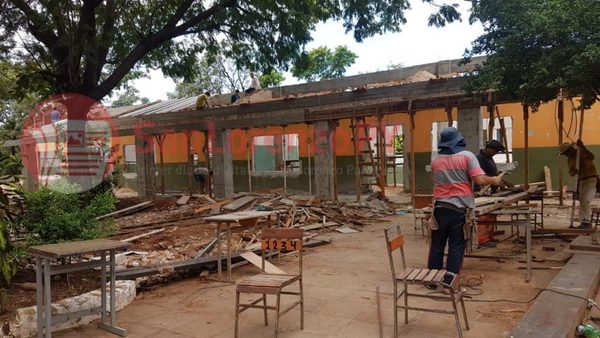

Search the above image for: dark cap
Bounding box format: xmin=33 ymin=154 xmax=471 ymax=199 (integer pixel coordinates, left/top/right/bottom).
xmin=486 ymin=140 xmax=505 ymax=152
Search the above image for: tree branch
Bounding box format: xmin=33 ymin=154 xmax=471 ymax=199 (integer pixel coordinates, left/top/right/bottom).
xmin=96 ymin=0 xmax=116 ymax=79
xmin=8 ymin=0 xmax=59 ymax=52
xmin=91 ymin=0 xmax=237 ymax=100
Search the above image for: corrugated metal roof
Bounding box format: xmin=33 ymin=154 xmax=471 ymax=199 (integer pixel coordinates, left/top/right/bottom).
xmin=120 ymin=97 xmax=196 ymax=118
xmin=107 ymin=101 xmax=161 ymax=117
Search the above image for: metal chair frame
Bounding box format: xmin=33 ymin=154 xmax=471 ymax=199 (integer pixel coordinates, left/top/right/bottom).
xmin=234 ymin=228 xmax=304 ymax=338
xmin=385 ymin=224 xmax=469 ymax=338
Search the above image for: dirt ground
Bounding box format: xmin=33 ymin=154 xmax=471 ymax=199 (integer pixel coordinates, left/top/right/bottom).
xmin=54 ymin=212 xmax=568 ymax=338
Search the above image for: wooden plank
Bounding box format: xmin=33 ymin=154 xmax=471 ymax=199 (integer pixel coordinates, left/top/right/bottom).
xmin=29 ymin=239 xmax=129 ymax=260
xmin=335 ymin=226 xmax=359 ymax=234
xmin=569 ymin=235 xmax=600 ymax=252
xmin=397 ymin=268 xmax=414 ymax=280
xmin=475 ymin=192 xmax=530 ymax=215
xmin=203 ymin=210 xmax=275 ymax=222
xmin=95 ymin=201 xmax=153 ymax=220
xmin=432 ymin=270 xmax=446 ymax=282
xmin=121 ymin=228 xmax=165 ymax=242
xmin=176 ymin=195 xmax=191 ymax=205
xmin=239 ymin=251 xmax=286 ymax=275
xmin=511 ymin=254 xmax=600 ymax=338
xmin=532 ymin=228 xmax=595 ymax=235
xmin=194 ymin=199 xmax=232 ymax=214
xmin=223 ymin=196 xmax=256 ymax=211
xmin=544 ymin=166 xmax=553 ymax=192
xmin=405 ymin=269 xmax=422 ymax=281
xmin=545 ymin=250 xmax=573 ymax=263
xmin=422 ymin=269 xmax=439 ymax=282
xmin=301 ymin=221 xmax=339 ymax=231
xmin=415 ymin=269 xmax=430 ymax=281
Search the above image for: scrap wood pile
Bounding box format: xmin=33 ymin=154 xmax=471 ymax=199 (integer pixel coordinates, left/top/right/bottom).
xmin=104 ymin=191 xmax=392 ymax=285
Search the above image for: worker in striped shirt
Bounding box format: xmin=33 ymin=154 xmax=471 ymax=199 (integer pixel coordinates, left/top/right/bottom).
xmin=427 ymin=127 xmax=503 ymax=289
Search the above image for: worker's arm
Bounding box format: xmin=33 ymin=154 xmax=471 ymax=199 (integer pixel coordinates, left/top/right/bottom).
xmin=473 ymin=175 xmax=503 ymax=187
xmin=576 ymin=139 xmax=595 ymax=160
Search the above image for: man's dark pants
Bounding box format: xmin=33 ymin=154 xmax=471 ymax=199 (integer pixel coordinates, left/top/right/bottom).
xmin=428 ymin=206 xmax=466 ymax=284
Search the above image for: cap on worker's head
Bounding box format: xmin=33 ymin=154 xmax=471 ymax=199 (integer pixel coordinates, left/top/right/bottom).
xmin=486 ymin=140 xmax=505 ymax=152
xmin=438 ymin=127 xmax=465 ymax=152
xmin=556 ymin=142 xmax=575 ymax=157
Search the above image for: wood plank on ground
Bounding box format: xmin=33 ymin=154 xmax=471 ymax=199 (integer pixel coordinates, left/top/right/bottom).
xmin=569 ymin=235 xmax=600 ymax=252
xmin=176 ymin=195 xmax=191 ymax=205
xmin=223 ymin=196 xmax=256 ymax=211
xmin=240 ymin=251 xmax=286 ymax=274
xmin=96 ymin=201 xmax=153 ymax=220
xmin=510 ymin=254 xmax=600 ymax=338
xmin=301 ymin=221 xmax=339 ymax=231
xmin=194 ymin=199 xmax=232 ymax=214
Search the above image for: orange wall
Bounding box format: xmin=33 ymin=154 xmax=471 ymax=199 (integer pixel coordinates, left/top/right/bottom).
xmin=111 ymin=99 xmax=600 ymax=164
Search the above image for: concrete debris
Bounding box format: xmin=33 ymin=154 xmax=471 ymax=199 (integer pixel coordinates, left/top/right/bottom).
xmin=12 ymin=281 xmax=135 ymax=338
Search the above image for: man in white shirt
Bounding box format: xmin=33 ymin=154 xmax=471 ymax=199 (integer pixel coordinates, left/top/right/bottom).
xmin=245 ymin=72 xmax=260 ymax=94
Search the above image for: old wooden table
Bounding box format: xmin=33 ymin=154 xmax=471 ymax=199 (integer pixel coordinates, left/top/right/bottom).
xmin=203 ymin=210 xmax=276 ymax=281
xmin=29 ymin=239 xmax=129 ymax=338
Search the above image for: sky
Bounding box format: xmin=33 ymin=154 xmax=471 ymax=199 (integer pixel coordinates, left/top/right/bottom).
xmin=133 ymin=2 xmax=484 ymax=101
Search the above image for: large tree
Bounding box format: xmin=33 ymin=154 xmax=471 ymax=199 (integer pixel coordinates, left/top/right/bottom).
xmin=1 ymin=0 xmax=461 ymax=102
xmin=292 ymin=45 xmax=358 ymax=82
xmin=465 ymin=0 xmax=600 ymax=108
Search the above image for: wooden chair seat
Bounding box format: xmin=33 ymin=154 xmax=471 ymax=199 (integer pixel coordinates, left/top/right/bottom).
xmin=396 ymin=268 xmax=448 ymax=284
xmin=237 ymin=274 xmax=301 ymax=294
xmin=385 ymin=225 xmax=468 ymax=338
xmin=235 ymin=228 xmax=305 ymax=338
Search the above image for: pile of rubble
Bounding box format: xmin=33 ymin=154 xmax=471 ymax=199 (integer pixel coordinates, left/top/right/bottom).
xmin=104 ymin=191 xmax=393 ymax=286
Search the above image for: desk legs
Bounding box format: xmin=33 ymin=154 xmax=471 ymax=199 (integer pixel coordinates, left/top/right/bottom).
xmin=98 ymin=249 xmax=126 ymax=336
xmin=35 ymin=257 xmax=44 ymax=338
xmin=100 ymin=251 xmax=106 ymax=324
xmin=227 ymin=224 xmax=232 ymax=281
xmin=217 ymin=222 xmax=222 ymax=280
xmin=216 ymin=222 xmax=232 ymax=281
xmin=526 ymin=214 xmax=532 ymax=283
xmin=43 ymin=259 xmax=51 ymax=338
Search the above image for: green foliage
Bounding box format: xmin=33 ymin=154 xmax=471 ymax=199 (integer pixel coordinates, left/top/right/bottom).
xmin=466 ymin=0 xmax=600 ymax=108
xmin=392 ymin=135 xmax=404 ymax=155
xmin=0 ymin=153 xmax=26 ymax=287
xmin=1 ymin=0 xmax=462 ymax=101
xmin=0 ymin=219 xmax=22 ymax=287
xmin=21 ymin=185 xmax=117 ymax=245
xmin=259 ymin=71 xmax=286 ymax=88
xmin=110 ymin=86 xmax=149 ymax=108
xmin=168 ymin=51 xmax=248 ymax=98
xmin=292 ymin=46 xmax=358 ymax=82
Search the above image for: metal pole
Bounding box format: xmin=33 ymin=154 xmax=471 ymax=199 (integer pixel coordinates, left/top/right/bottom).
xmin=282 ymin=126 xmax=287 ymax=193
xmin=353 ymin=116 xmax=361 ymax=201
xmin=558 ymin=99 xmax=564 ymax=205
xmin=36 ymin=257 xmax=43 ymax=338
xmin=43 ymin=259 xmax=51 ymax=338
xmin=569 ymin=107 xmax=586 ymax=227
xmin=523 ymin=104 xmax=530 ymax=190
xmin=307 ymin=125 xmax=312 ymax=196
xmin=246 ymin=129 xmax=252 ymax=192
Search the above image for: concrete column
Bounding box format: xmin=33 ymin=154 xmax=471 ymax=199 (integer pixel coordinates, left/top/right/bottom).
xmin=458 ymin=106 xmax=483 ymax=154
xmin=135 ymin=134 xmax=156 ymax=199
xmin=212 ymin=129 xmax=234 ymax=198
xmin=314 ymin=121 xmax=336 ymax=200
